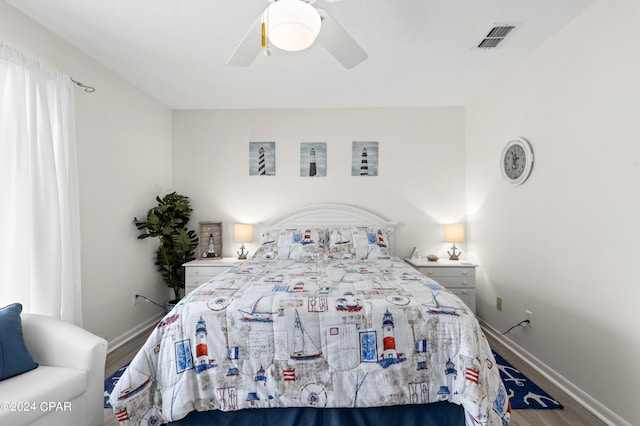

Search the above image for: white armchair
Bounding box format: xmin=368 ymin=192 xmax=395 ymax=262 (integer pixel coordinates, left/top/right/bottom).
xmin=0 ymin=313 xmax=107 ymax=426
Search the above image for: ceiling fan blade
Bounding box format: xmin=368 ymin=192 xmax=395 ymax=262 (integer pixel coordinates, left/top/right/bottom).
xmin=227 ymin=17 xmax=263 ymax=66
xmin=316 ymin=8 xmax=368 ymax=69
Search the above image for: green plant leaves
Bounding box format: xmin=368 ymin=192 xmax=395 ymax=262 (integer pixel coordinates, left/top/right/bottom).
xmin=134 ymin=192 xmax=199 ymax=301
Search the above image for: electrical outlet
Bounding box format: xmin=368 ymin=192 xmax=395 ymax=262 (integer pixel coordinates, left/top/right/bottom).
xmin=496 ymin=297 xmax=502 ymax=311
xmin=525 ymin=309 xmax=533 ymax=327
xmin=133 ymin=292 xmax=140 ymax=306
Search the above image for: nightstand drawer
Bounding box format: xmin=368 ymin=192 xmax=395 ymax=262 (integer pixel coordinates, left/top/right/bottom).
xmin=185 ymin=265 xmax=228 ymax=277
xmin=421 ymin=267 xmax=475 ymax=279
xmin=432 ymin=277 xmax=475 ymax=288
xmin=185 ymin=274 xmax=215 ymax=287
xmin=183 ymin=258 xmax=238 ymax=295
xmin=449 ymin=288 xmax=476 ymax=313
xmin=404 ymin=258 xmax=477 ymax=314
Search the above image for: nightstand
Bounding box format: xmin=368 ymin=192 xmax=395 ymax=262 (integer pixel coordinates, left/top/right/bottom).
xmin=404 ymin=258 xmax=477 ymax=314
xmin=183 ymin=258 xmax=239 ymax=295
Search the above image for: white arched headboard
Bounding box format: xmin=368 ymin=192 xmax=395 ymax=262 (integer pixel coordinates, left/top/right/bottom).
xmin=262 ymin=203 xmax=397 ymax=251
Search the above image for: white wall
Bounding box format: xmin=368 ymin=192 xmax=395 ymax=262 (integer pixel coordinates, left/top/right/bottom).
xmin=6 ymin=1 xmax=632 ymax=422
xmin=1 ymin=1 xmax=174 ymax=345
xmin=172 ymin=108 xmax=466 ymax=259
xmin=466 ymin=0 xmax=638 ymax=424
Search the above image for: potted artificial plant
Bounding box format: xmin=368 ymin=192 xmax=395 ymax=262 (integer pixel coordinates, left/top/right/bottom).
xmin=134 ymin=192 xmax=199 ymax=306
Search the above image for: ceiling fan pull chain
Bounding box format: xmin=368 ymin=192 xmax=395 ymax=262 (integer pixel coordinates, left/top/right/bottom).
xmin=261 ymin=9 xmax=272 ymax=56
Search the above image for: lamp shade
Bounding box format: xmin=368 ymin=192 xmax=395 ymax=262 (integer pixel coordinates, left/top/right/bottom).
xmin=443 ymin=224 xmax=464 ymax=243
xmin=266 ymin=0 xmax=321 ymax=52
xmin=234 ymin=224 xmax=254 ymax=242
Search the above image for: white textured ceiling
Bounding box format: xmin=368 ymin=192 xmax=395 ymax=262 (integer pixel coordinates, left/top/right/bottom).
xmin=7 ymin=0 xmax=595 ymax=109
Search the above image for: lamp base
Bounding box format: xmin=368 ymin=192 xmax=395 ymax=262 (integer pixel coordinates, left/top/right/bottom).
xmin=237 ymin=244 xmax=249 ymax=260
xmin=447 ymin=245 xmax=461 ymax=261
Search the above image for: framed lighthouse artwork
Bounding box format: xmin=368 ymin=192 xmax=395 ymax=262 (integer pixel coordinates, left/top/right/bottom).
xmin=300 ymin=142 xmax=327 ymax=177
xmin=249 ymin=142 xmax=275 ymax=176
xmin=351 ymin=141 xmax=379 ymax=176
xmin=198 ymin=221 xmax=222 ymax=259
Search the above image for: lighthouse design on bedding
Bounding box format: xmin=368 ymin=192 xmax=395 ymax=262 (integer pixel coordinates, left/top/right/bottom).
xmin=378 ymin=309 xmax=406 ymax=368
xmin=109 ymin=256 xmax=510 ymax=426
xmin=194 ymin=316 xmax=217 ymax=373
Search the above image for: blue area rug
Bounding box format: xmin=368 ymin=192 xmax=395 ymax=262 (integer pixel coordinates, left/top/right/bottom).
xmin=104 ymin=362 xmax=130 ymax=409
xmin=492 ymin=350 xmax=563 ymax=410
xmin=104 ymin=352 xmax=563 ymax=410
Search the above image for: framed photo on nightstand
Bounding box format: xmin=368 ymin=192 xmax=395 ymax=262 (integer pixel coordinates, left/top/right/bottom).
xmin=410 ymin=247 xmax=421 ymax=259
xmin=199 ymin=221 xmax=222 ymax=259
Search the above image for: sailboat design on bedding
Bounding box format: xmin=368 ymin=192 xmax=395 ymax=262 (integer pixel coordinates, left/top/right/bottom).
xmin=110 ymin=257 xmax=510 ymax=426
xmin=239 ymin=293 xmax=277 ymax=322
xmin=291 ymin=309 xmax=322 ymax=360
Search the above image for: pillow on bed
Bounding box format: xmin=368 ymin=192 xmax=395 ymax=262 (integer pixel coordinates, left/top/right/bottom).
xmin=351 ymin=227 xmax=392 ymax=259
xmin=328 ymin=227 xmax=392 ymax=259
xmin=253 ymin=229 xmax=280 ymax=259
xmin=279 ymin=228 xmax=326 ymax=259
xmin=254 ymin=228 xmax=326 ymax=260
xmin=327 ymin=227 xmax=356 ymax=258
xmin=0 ymin=303 xmax=38 ymax=381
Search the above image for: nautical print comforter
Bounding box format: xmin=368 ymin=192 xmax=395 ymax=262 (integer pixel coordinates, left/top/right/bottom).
xmin=110 ymin=257 xmax=511 ymax=425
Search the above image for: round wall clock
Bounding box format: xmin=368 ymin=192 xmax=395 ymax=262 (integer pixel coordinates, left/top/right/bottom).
xmin=500 ymin=137 xmax=534 ymax=185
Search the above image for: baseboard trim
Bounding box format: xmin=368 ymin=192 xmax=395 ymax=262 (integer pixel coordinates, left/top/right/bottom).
xmin=107 ymin=313 xmax=164 ymax=354
xmin=479 ymin=319 xmax=629 ymax=426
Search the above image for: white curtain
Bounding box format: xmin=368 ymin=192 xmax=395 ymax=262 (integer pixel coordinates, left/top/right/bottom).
xmin=0 ymin=44 xmax=82 ymax=325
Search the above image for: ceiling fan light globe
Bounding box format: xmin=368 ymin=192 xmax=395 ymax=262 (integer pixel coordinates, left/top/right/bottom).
xmin=267 ymin=0 xmax=321 ymax=52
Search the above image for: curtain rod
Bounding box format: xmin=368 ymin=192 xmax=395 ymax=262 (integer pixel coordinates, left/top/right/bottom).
xmin=71 ymin=77 xmax=95 ymax=93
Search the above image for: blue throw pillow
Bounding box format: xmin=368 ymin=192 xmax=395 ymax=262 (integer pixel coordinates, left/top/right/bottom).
xmin=0 ymin=303 xmax=38 ymax=380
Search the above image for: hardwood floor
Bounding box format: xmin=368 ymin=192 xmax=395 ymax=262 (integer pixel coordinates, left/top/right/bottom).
xmin=104 ymin=326 xmax=606 ymax=426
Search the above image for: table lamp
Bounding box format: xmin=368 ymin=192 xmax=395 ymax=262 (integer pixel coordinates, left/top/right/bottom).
xmin=443 ymin=223 xmax=464 ymax=261
xmin=234 ymin=223 xmax=253 ymax=260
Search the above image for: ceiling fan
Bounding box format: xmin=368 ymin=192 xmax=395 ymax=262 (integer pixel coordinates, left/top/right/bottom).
xmin=227 ymin=0 xmax=368 ymax=69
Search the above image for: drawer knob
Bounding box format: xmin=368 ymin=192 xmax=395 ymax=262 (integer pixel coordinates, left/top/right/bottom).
xmin=461 ymin=271 xmax=468 ymax=276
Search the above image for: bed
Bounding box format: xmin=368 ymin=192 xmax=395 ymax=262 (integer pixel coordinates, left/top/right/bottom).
xmin=110 ymin=204 xmax=510 ymax=425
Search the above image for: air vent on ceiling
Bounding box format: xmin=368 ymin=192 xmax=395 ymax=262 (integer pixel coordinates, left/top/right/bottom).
xmin=475 ymin=24 xmax=518 ymax=49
